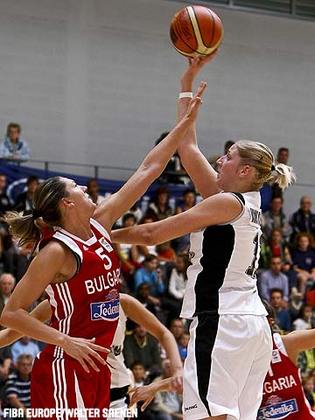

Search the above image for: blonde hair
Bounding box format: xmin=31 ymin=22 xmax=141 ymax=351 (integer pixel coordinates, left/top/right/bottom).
xmin=235 ymin=140 xmax=296 ymax=190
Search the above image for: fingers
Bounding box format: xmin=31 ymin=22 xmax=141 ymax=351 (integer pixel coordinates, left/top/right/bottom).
xmin=141 ymin=397 xmax=154 ymax=411
xmin=195 ymin=81 xmax=207 ymax=99
xmin=83 ymin=354 xmax=100 ymax=372
xmin=87 ymin=347 xmax=107 ymax=366
xmin=77 ymin=357 xmax=90 ymax=373
xmin=88 ymin=342 xmax=111 ymax=353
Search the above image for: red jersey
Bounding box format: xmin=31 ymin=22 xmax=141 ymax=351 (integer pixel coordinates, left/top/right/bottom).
xmin=258 ymin=333 xmax=315 ymax=420
xmin=42 ymin=218 xmax=121 ymax=359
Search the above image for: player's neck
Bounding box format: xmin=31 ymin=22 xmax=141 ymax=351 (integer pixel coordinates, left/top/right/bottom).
xmin=62 ymin=219 xmax=93 ymax=241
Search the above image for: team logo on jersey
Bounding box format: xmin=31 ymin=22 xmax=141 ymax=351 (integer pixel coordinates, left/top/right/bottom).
xmin=90 ymin=290 xmax=119 ymax=321
xmin=271 ymin=349 xmax=282 ymax=364
xmin=257 ymin=398 xmax=298 ymax=419
xmin=111 ymin=345 xmax=122 ymax=356
xmin=99 ymin=237 xmax=113 ymax=253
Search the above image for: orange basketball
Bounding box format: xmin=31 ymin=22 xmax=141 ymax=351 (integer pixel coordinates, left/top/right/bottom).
xmin=170 ymin=5 xmax=223 ymax=57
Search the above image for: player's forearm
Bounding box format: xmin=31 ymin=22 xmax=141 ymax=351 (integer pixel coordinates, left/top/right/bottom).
xmin=141 ymin=116 xmax=192 ymax=173
xmin=0 ymin=300 xmax=51 ymax=348
xmin=0 ymin=308 xmax=66 ymax=347
xmin=179 ymin=144 xmax=219 ymax=198
xmin=160 ymin=330 xmax=182 ymax=374
xmin=111 ymin=225 xmax=152 ymax=246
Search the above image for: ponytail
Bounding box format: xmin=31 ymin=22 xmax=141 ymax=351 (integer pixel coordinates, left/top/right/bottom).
xmin=3 ymin=176 xmax=68 ymax=246
xmin=3 ymin=212 xmax=40 ymax=247
xmin=268 ymin=163 xmax=296 ymax=190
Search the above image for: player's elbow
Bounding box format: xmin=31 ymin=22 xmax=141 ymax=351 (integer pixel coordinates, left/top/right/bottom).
xmin=0 ymin=308 xmax=13 ymax=328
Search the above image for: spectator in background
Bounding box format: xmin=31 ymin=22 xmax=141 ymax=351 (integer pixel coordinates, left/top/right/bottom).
xmin=134 ymin=255 xmax=165 ymax=297
xmin=86 ymin=178 xmax=105 ymax=205
xmin=277 ymin=147 xmax=290 ymax=165
xmin=291 ymin=232 xmax=315 ymax=293
xmin=168 ymin=254 xmax=188 ymax=302
xmin=292 ymin=304 xmax=313 ymax=330
xmin=0 ymin=346 xmax=12 ymax=403
xmin=303 ymin=376 xmax=315 ymax=410
xmin=11 ymin=336 xmax=40 ymax=364
xmin=259 ymin=256 xmax=289 ymax=302
xmin=155 ymin=132 xmax=187 ymax=185
xmin=5 ymin=354 xmax=32 ymax=415
xmin=262 ymin=196 xmax=291 ymax=241
xmin=156 ymin=241 xmax=176 ymax=263
xmin=0 ymin=123 xmax=30 ymax=161
xmin=290 ymin=196 xmax=315 ymax=242
xmin=151 ymin=359 xmax=182 ymax=420
xmin=135 ymin=283 xmax=158 ymax=317
xmin=270 ymin=288 xmax=291 ymax=332
xmin=178 ymin=333 xmax=189 ymax=362
xmin=169 ymin=319 xmax=185 ymax=346
xmin=0 ymin=174 xmax=11 ymax=215
xmin=272 ymin=147 xmax=290 ymax=198
xmin=131 ymin=361 xmax=147 ymax=388
xmin=173 ymin=189 xmax=196 ymax=253
xmin=115 ymin=213 xmax=140 ymax=288
xmin=260 ymin=228 xmax=291 ymax=269
xmin=147 ymin=187 xmax=174 ymax=221
xmin=14 ymin=175 xmax=39 ymax=212
xmin=0 ymin=273 xmax=15 ymax=315
xmin=123 ymin=324 xmax=162 ymax=372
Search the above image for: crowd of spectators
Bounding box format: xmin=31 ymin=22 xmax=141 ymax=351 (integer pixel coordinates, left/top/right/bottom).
xmin=0 ymin=143 xmax=315 ymax=418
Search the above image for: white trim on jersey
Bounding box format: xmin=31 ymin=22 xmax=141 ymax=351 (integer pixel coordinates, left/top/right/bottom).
xmin=53 ymin=231 xmax=83 ymax=262
xmin=46 ymin=285 xmax=60 ymax=321
xmin=52 ymin=358 xmax=69 ymax=419
xmin=74 ymin=372 xmax=88 ymax=420
xmin=90 ymin=218 xmax=111 ymax=240
xmin=56 ymin=228 xmax=96 ymax=247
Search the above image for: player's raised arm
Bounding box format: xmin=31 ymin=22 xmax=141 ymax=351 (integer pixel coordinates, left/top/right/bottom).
xmin=177 ymin=55 xmax=221 ymax=199
xmin=93 ymin=81 xmax=207 ymax=232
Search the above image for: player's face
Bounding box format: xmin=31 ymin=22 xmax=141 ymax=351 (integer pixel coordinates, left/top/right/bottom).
xmin=62 ymin=178 xmax=96 ymax=216
xmin=216 ymin=145 xmax=243 ymax=190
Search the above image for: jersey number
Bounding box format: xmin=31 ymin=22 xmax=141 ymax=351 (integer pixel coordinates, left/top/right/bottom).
xmin=246 ymin=233 xmax=260 ymax=278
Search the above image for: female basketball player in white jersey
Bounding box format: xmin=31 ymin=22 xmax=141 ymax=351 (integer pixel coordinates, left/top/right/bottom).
xmin=111 ymin=57 xmax=296 ymax=420
xmin=0 ymin=82 xmax=205 ymax=413
xmin=0 ymin=293 xmax=182 ymax=419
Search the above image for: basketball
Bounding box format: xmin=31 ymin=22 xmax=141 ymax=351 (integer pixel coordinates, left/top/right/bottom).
xmin=170 ymin=5 xmax=223 ymax=57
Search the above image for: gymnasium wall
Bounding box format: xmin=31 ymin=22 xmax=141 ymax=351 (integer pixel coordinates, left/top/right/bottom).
xmin=0 ymin=0 xmax=314 ymax=212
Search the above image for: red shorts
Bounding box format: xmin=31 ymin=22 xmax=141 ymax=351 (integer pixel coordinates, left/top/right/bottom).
xmin=31 ymin=352 xmax=110 ymax=419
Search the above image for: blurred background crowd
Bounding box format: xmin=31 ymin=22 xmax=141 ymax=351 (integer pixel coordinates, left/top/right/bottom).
xmin=0 ymin=125 xmax=314 ymax=419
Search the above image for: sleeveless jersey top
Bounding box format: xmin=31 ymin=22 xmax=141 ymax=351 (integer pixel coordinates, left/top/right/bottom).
xmin=42 ymin=218 xmax=121 ymax=359
xmin=108 ymin=305 xmax=131 ymax=389
xmin=258 ymin=333 xmax=315 ymax=419
xmin=181 ymin=191 xmax=267 ymax=318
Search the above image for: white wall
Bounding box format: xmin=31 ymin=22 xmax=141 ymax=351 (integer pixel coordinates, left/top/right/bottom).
xmin=0 ymin=0 xmax=314 ymax=212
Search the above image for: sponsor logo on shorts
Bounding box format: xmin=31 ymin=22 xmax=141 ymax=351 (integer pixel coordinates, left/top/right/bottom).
xmin=257 ymin=398 xmax=298 ymax=419
xmin=90 ymin=290 xmax=119 ymax=321
xmin=184 ymin=404 xmax=197 ymax=412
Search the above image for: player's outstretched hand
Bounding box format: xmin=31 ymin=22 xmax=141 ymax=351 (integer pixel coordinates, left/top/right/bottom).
xmin=129 ymin=385 xmax=155 ymax=411
xmin=181 ymin=51 xmax=219 ymax=86
xmin=185 ymin=81 xmax=207 ymax=122
xmin=62 ymin=336 xmax=110 ymax=373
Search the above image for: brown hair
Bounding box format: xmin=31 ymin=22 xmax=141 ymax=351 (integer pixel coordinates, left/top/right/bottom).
xmin=3 ymin=177 xmax=68 ymax=246
xmin=235 ymin=140 xmax=296 ymax=190
xmin=6 ymin=122 xmax=21 ymax=136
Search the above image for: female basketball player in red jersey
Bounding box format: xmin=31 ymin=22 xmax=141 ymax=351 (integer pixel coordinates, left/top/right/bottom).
xmin=0 ymin=82 xmax=206 ymax=415
xmin=257 ymin=303 xmax=315 ymax=420
xmin=111 ymin=57 xmax=296 ymax=420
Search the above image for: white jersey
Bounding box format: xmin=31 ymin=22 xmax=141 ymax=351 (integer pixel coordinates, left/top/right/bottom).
xmin=108 ymin=305 xmax=131 ymax=389
xmin=181 ymin=191 xmax=267 ymax=318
